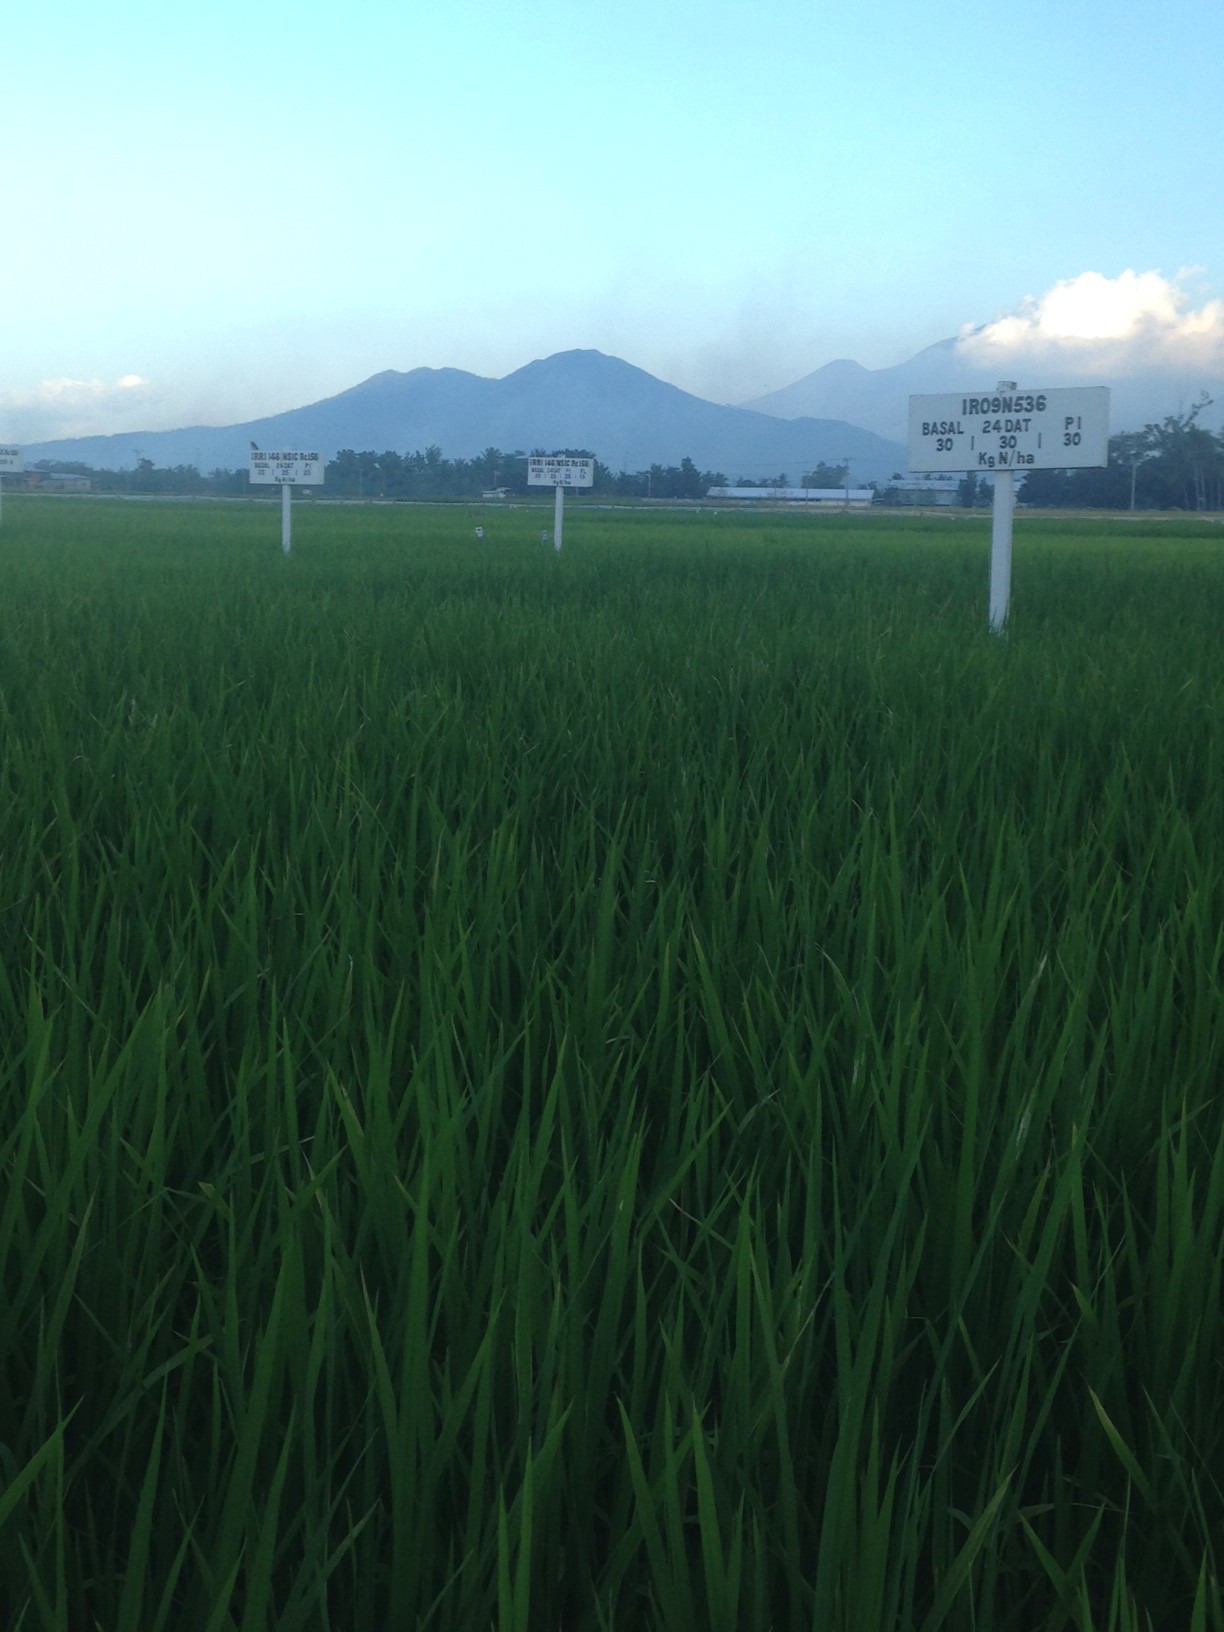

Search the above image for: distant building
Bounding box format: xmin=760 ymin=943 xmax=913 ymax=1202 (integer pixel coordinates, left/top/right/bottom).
xmin=883 ymin=475 xmax=960 ymax=506
xmin=28 ymin=470 xmax=92 ymax=492
xmin=706 ymin=486 xmax=875 ymax=508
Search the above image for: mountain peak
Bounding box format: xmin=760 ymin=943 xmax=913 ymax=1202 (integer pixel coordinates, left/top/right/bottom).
xmin=506 ymin=349 xmax=645 ymax=381
xmin=22 ymin=349 xmax=906 ymax=481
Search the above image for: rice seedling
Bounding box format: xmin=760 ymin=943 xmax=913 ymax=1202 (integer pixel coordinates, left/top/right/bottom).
xmin=0 ymin=495 xmax=1222 ymax=1629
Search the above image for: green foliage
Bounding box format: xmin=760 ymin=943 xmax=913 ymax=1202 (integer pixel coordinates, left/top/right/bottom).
xmin=2 ymin=497 xmax=1224 ymax=1629
xmin=1021 ymin=398 xmax=1224 ymax=511
xmin=320 ymin=448 xmax=727 ymax=500
xmin=801 ymin=461 xmax=849 ymax=488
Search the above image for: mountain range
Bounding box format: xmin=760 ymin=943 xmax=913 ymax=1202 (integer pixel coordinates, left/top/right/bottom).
xmin=742 ymin=338 xmax=1224 ymax=443
xmin=23 ymin=352 xmax=906 ymax=485
xmin=23 ymin=342 xmax=1222 ymax=484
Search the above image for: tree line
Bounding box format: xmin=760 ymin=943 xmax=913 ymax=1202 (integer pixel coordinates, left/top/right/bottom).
xmin=23 ymin=451 xmax=846 ymax=500
xmin=21 ymin=459 xmax=251 ymax=497
xmin=20 ymin=449 xmax=730 ymax=502
xmin=323 ymin=448 xmax=731 ymax=500
xmin=1016 ymin=399 xmax=1224 ymax=511
xmin=19 ymin=401 xmax=1224 ymax=509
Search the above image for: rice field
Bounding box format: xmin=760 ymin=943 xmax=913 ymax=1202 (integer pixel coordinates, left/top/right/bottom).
xmin=1 ymin=495 xmax=1223 ymax=1631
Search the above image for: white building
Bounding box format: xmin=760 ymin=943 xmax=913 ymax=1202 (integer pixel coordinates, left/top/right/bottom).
xmin=885 ymin=474 xmax=961 ymax=506
xmin=706 ymin=486 xmax=875 ymax=507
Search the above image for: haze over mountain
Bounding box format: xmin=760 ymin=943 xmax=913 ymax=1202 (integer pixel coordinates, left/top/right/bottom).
xmin=744 ymin=337 xmax=1224 ymax=444
xmin=24 ymin=351 xmax=906 ymax=485
xmin=26 ymin=308 xmax=1221 ymax=487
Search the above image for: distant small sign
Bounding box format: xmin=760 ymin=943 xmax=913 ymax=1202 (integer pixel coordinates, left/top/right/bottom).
xmin=527 ymin=456 xmax=594 ymax=487
xmin=0 ymin=447 xmax=23 ymax=472
xmin=249 ymin=450 xmax=324 ymax=485
xmin=907 ymin=387 xmax=1109 ymax=472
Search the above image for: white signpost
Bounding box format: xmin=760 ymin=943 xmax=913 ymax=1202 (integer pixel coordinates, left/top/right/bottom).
xmin=0 ymin=446 xmax=22 ymax=525
xmin=907 ymin=385 xmax=1109 ymax=632
xmin=526 ymin=455 xmax=595 ymax=552
xmin=247 ymin=450 xmax=324 ymax=554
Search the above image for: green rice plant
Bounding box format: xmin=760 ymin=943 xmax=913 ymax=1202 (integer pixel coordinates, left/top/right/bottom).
xmin=0 ymin=494 xmax=1222 ymax=1628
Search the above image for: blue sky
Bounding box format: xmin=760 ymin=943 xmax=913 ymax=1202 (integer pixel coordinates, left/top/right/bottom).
xmin=4 ymin=0 xmax=1223 ymax=441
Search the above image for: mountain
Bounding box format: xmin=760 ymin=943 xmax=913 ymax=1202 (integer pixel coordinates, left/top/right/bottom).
xmin=743 ymin=339 xmax=1224 ymax=443
xmin=23 ymin=351 xmax=906 ymax=484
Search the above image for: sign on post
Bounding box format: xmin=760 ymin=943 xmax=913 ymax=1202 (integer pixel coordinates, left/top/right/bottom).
xmin=908 ymin=386 xmax=1109 ymax=632
xmin=527 ymin=457 xmax=595 ymax=487
xmin=527 ymin=456 xmax=594 ymax=552
xmin=907 ymin=387 xmax=1110 ymax=474
xmin=248 ymin=450 xmax=323 ymax=554
xmin=0 ymin=447 xmax=22 ymax=525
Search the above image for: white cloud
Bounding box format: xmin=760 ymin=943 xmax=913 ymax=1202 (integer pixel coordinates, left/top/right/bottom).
xmin=0 ymin=374 xmax=157 ymax=442
xmin=956 ymin=270 xmax=1224 ymax=376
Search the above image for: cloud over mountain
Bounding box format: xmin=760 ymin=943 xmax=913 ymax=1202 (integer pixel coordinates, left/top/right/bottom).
xmin=955 ymin=269 xmax=1224 ymax=378
xmin=19 ymin=351 xmax=906 ymax=483
xmin=0 ymin=374 xmax=155 ymax=441
xmin=742 ymin=270 xmax=1224 ymax=441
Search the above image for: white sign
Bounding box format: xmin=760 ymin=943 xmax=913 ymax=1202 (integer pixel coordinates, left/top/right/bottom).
xmin=907 ymin=387 xmax=1109 ymax=472
xmin=249 ymin=450 xmax=324 ymax=485
xmin=0 ymin=447 xmax=22 ymax=472
xmin=527 ymin=456 xmax=594 ymax=487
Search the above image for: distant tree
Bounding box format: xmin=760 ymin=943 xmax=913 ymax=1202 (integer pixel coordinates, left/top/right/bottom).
xmin=1017 ymin=400 xmax=1223 ymax=512
xmin=1111 ymin=430 xmax=1153 ymax=511
xmin=327 ymin=450 xmax=361 ymax=496
xmin=1142 ymin=396 xmax=1216 ymax=509
xmin=802 ymin=461 xmax=848 ymax=487
xmin=357 ymin=451 xmax=381 ymax=497
xmin=676 ymin=457 xmax=705 ymax=498
xmin=377 ymin=450 xmax=404 ymax=496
